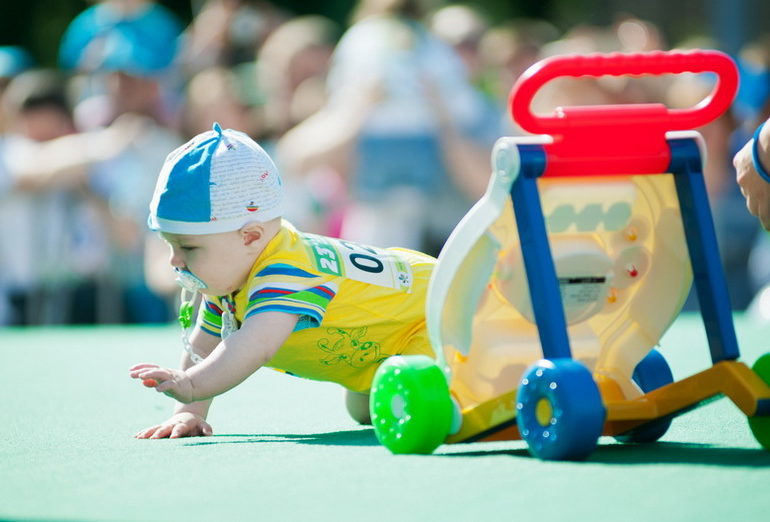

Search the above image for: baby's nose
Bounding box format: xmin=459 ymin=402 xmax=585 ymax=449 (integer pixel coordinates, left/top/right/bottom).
xmin=169 ymin=250 xmax=185 ymax=268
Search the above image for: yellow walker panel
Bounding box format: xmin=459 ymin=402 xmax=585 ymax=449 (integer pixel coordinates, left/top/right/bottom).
xmin=368 ymin=50 xmax=770 ymax=460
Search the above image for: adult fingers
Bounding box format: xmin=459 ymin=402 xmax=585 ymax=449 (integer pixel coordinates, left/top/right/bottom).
xmin=747 ymin=193 xmax=760 ymax=218
xmin=733 ymin=140 xmax=751 ymax=170
xmin=762 ymin=214 xmax=770 ymax=231
xmin=759 ymin=200 xmax=770 ymax=231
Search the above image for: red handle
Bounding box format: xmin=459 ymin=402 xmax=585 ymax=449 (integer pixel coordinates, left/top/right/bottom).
xmin=507 ymin=49 xmax=738 ymax=177
xmin=510 ymin=50 xmax=738 ymax=135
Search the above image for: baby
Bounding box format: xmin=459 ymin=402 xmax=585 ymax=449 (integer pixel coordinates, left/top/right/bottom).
xmin=130 ymin=123 xmax=436 ymax=438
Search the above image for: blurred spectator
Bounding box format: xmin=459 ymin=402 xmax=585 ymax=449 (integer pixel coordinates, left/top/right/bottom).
xmin=250 ymin=15 xmax=341 ymax=236
xmin=80 ymin=96 xmax=182 ymax=322
xmin=279 ymin=0 xmax=500 ymax=254
xmin=733 ymin=34 xmax=770 ymax=125
xmin=4 ymin=2 xmax=762 ymax=319
xmin=59 ymin=1 xmax=183 ymax=130
xmin=256 ymin=14 xmax=339 ymax=140
xmin=59 ymin=0 xmax=182 ymax=77
xmin=667 ymin=69 xmax=737 ymax=199
xmin=0 ymin=46 xmax=34 ymax=81
xmin=179 ymin=0 xmax=287 ymax=74
xmin=523 ymin=20 xmax=670 ymax=123
xmin=733 ymin=36 xmax=770 ymax=312
xmin=181 ymin=65 xmax=265 ymax=138
xmin=667 ymin=68 xmax=756 ymax=309
xmin=429 ymin=4 xmax=489 ymax=87
xmin=737 ymin=98 xmax=770 ymax=297
xmin=610 ymin=16 xmax=669 ymax=104
xmin=533 ymin=25 xmax=626 ymax=113
xmin=614 ymin=15 xmax=666 ymax=53
xmin=0 ymin=46 xmax=35 ymax=135
xmin=0 ymin=69 xmax=109 ymax=325
xmin=55 ymin=0 xmax=185 ymax=323
xmin=475 ymin=19 xmax=558 ymax=136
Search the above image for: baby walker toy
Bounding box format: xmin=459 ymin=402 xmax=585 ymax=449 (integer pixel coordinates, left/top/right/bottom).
xmin=368 ymin=49 xmax=770 ymax=460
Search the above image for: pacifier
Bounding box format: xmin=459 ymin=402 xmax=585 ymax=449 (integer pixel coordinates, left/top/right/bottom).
xmin=175 ymin=269 xmax=205 ymax=364
xmin=174 ymin=267 xmax=207 ymax=292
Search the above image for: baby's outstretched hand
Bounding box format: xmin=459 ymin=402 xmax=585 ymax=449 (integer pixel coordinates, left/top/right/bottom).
xmin=129 ymin=363 xmax=195 ymax=403
xmin=134 ymin=412 xmax=213 ymax=439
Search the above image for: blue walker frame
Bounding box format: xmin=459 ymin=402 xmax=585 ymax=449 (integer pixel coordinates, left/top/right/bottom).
xmin=513 ymin=137 xmax=749 ymax=371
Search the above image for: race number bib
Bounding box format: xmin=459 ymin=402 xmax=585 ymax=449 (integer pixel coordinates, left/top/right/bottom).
xmin=303 ymin=233 xmax=413 ymax=292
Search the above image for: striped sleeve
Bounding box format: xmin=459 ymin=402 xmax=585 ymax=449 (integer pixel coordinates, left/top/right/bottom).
xmin=244 ymin=262 xmax=337 ymax=330
xmin=197 ymin=297 xmax=224 ymax=337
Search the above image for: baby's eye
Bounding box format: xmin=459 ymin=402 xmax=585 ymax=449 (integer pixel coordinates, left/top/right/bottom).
xmin=180 ymin=246 xmax=198 ymax=252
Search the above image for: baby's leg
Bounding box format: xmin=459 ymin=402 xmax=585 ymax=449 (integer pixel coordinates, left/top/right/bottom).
xmin=345 ymin=390 xmax=371 ymax=425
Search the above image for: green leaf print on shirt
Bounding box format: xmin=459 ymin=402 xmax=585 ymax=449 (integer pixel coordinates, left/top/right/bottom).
xmin=318 ymin=327 xmax=390 ymax=368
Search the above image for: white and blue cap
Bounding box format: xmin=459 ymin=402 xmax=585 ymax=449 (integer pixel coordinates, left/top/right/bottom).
xmin=148 ymin=123 xmax=283 ymax=235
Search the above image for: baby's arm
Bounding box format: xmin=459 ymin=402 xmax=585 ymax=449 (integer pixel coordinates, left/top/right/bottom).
xmin=132 ymin=311 xmax=299 ymax=403
xmin=132 ymin=328 xmax=219 ymax=439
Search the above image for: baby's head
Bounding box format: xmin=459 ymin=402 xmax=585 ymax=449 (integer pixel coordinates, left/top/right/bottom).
xmin=148 ymin=123 xmax=283 ymax=296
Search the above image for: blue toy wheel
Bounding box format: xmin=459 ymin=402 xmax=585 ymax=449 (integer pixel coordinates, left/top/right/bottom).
xmin=615 ymin=349 xmax=674 ymax=443
xmin=516 ymin=358 xmax=606 ymax=460
xmin=369 ymin=355 xmax=453 ymax=455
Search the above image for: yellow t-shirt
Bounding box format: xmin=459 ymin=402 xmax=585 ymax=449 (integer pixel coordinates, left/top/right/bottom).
xmin=197 ymin=221 xmax=436 ymax=392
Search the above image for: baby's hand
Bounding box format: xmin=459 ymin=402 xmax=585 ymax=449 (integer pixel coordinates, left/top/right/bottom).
xmin=129 ymin=363 xmax=195 ymax=403
xmin=134 ymin=412 xmax=213 ymax=439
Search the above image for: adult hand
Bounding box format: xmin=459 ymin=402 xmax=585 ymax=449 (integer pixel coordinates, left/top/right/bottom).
xmin=134 ymin=412 xmax=213 ymax=439
xmin=733 ymin=127 xmax=770 ymax=230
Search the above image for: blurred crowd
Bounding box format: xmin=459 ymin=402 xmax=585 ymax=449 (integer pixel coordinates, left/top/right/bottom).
xmin=1 ymin=0 xmax=769 ymax=326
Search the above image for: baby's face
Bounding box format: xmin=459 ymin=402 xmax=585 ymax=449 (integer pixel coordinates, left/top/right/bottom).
xmin=161 ymin=230 xmax=256 ymax=296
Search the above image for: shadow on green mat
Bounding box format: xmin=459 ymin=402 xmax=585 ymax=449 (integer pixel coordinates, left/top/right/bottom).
xmin=182 ymin=428 xmax=379 ymax=447
xmin=438 ymin=442 xmax=770 ymax=467
xmin=181 ymin=430 xmax=770 ymax=467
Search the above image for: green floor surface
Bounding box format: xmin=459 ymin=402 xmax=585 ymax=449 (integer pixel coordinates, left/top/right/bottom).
xmin=2 ymin=313 xmax=770 ymax=521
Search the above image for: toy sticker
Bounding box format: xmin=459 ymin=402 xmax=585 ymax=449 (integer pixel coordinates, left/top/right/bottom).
xmin=303 ymin=233 xmax=413 ymax=292
xmin=558 ymin=276 xmax=606 ymax=304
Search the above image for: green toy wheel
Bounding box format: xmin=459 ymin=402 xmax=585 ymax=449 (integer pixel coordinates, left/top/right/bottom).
xmin=369 ymin=355 xmax=453 ymax=455
xmin=748 ymin=353 xmax=770 ymax=450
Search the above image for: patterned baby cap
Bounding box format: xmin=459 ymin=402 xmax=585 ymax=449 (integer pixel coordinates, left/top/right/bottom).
xmin=148 ymin=122 xmax=283 ymax=234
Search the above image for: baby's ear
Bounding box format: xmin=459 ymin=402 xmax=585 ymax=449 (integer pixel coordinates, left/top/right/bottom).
xmin=240 ymin=223 xmax=264 ymax=246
